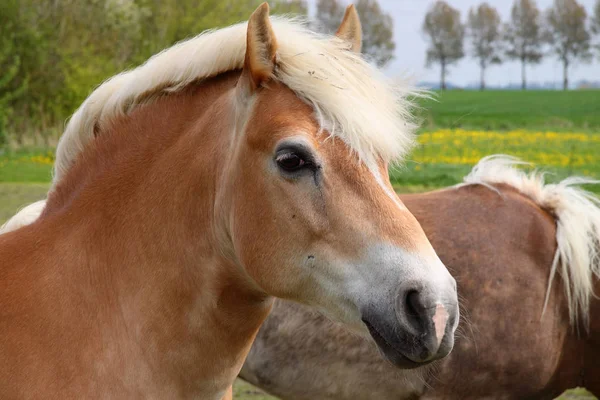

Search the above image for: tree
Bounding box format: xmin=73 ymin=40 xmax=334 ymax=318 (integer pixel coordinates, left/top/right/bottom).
xmin=0 ymin=0 xmax=308 ymax=142
xmin=422 ymin=1 xmax=465 ymax=91
xmin=314 ymin=0 xmax=395 ymax=67
xmin=0 ymin=0 xmax=39 ymax=146
xmin=315 ymin=0 xmax=346 ymax=33
xmin=354 ymin=0 xmax=395 ymax=67
xmin=467 ymin=3 xmax=503 ymax=90
xmin=504 ymin=0 xmax=544 ymax=90
xmin=545 ymin=0 xmax=592 ymax=90
xmin=592 ymin=0 xmax=600 ymax=57
xmin=0 ymin=32 xmax=25 ymax=149
xmin=271 ymin=0 xmax=308 ymax=15
xmin=136 ymin=0 xmax=307 ymax=64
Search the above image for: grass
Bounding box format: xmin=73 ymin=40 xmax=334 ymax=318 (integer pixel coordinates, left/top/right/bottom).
xmin=233 ymin=380 xmax=277 ymax=400
xmin=5 ymin=129 xmax=599 ymax=194
xmin=0 ymin=183 xmax=49 ymax=223
xmin=0 ymin=149 xmax=54 ymax=183
xmin=556 ymin=388 xmax=598 ymax=400
xmin=397 ymin=129 xmax=600 ymax=193
xmin=416 ymin=90 xmax=600 ymax=131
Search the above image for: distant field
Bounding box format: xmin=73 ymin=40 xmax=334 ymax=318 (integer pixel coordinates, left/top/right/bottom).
xmin=2 ymin=90 xmax=599 ymax=191
xmin=0 ymin=150 xmax=54 ymax=183
xmin=395 ymin=128 xmax=600 ymax=193
xmin=0 ymin=183 xmax=48 ymax=223
xmin=416 ymin=90 xmax=600 ymax=131
xmin=5 ymin=128 xmax=598 ymax=194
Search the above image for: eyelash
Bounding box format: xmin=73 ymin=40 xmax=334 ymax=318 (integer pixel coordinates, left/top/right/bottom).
xmin=276 ymin=152 xmax=307 ymax=171
xmin=275 ymin=145 xmax=320 ymax=174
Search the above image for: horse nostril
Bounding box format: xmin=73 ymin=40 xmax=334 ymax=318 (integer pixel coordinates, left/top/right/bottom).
xmin=398 ymin=288 xmax=431 ymax=339
xmin=406 ymin=289 xmax=422 ymax=317
xmin=399 ymin=286 xmax=439 ymax=337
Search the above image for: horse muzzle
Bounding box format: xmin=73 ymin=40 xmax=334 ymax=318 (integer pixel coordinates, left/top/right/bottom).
xmin=361 ymin=280 xmax=458 ymax=369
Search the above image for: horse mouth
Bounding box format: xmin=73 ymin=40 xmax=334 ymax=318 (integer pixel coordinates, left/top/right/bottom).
xmin=362 ymin=318 xmax=432 ymax=369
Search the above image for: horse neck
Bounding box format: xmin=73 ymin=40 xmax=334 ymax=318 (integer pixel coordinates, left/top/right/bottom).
xmin=32 ymin=71 xmax=273 ymax=396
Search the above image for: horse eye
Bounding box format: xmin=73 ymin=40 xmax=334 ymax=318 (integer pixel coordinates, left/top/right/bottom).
xmin=276 ymin=152 xmax=306 ymax=172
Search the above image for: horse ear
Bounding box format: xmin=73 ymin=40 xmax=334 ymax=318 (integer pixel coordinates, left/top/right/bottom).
xmin=242 ymin=2 xmax=278 ymax=93
xmin=335 ymin=5 xmax=362 ymax=53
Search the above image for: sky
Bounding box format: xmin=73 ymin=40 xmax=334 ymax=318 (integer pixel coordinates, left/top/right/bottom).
xmin=305 ymin=0 xmax=599 ymax=87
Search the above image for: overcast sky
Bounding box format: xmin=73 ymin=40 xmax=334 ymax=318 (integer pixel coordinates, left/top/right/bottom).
xmin=306 ymin=0 xmax=599 ymax=87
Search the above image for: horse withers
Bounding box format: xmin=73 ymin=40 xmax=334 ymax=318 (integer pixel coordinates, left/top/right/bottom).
xmin=0 ymin=4 xmax=457 ymax=399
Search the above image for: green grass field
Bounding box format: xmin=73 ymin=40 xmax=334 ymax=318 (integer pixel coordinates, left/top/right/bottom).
xmin=396 ymin=89 xmax=600 ymax=191
xmin=416 ymin=90 xmax=600 ymax=131
xmin=0 ymin=183 xmax=48 ymax=223
xmin=1 ymin=90 xmax=598 ymax=400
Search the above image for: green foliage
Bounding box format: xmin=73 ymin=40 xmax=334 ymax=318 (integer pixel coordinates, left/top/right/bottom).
xmin=271 ymin=0 xmax=308 ymax=16
xmin=0 ymin=51 xmax=21 ymax=149
xmin=0 ymin=0 xmax=29 ymax=148
xmin=1 ymin=0 xmax=307 ymax=145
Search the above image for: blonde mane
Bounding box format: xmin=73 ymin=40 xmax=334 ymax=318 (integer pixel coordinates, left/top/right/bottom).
xmin=53 ymin=17 xmax=419 ymax=185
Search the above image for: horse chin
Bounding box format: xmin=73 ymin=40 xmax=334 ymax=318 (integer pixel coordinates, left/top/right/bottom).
xmin=362 ymin=317 xmax=452 ymax=370
xmin=362 ymin=318 xmax=423 ymax=369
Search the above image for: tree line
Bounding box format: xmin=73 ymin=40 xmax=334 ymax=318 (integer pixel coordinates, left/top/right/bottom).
xmin=0 ymin=0 xmax=394 ymax=148
xmin=423 ymin=0 xmax=600 ymax=90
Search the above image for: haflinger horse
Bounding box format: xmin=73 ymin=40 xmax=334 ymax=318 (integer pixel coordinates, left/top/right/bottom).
xmin=240 ymin=156 xmax=600 ymax=400
xmin=0 ymin=4 xmax=459 ymax=399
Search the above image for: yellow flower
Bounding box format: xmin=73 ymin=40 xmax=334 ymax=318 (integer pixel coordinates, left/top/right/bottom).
xmin=414 ymin=129 xmax=599 ymax=170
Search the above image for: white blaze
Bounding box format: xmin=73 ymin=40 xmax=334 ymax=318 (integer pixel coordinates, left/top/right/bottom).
xmin=433 ymin=302 xmax=449 ymax=346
